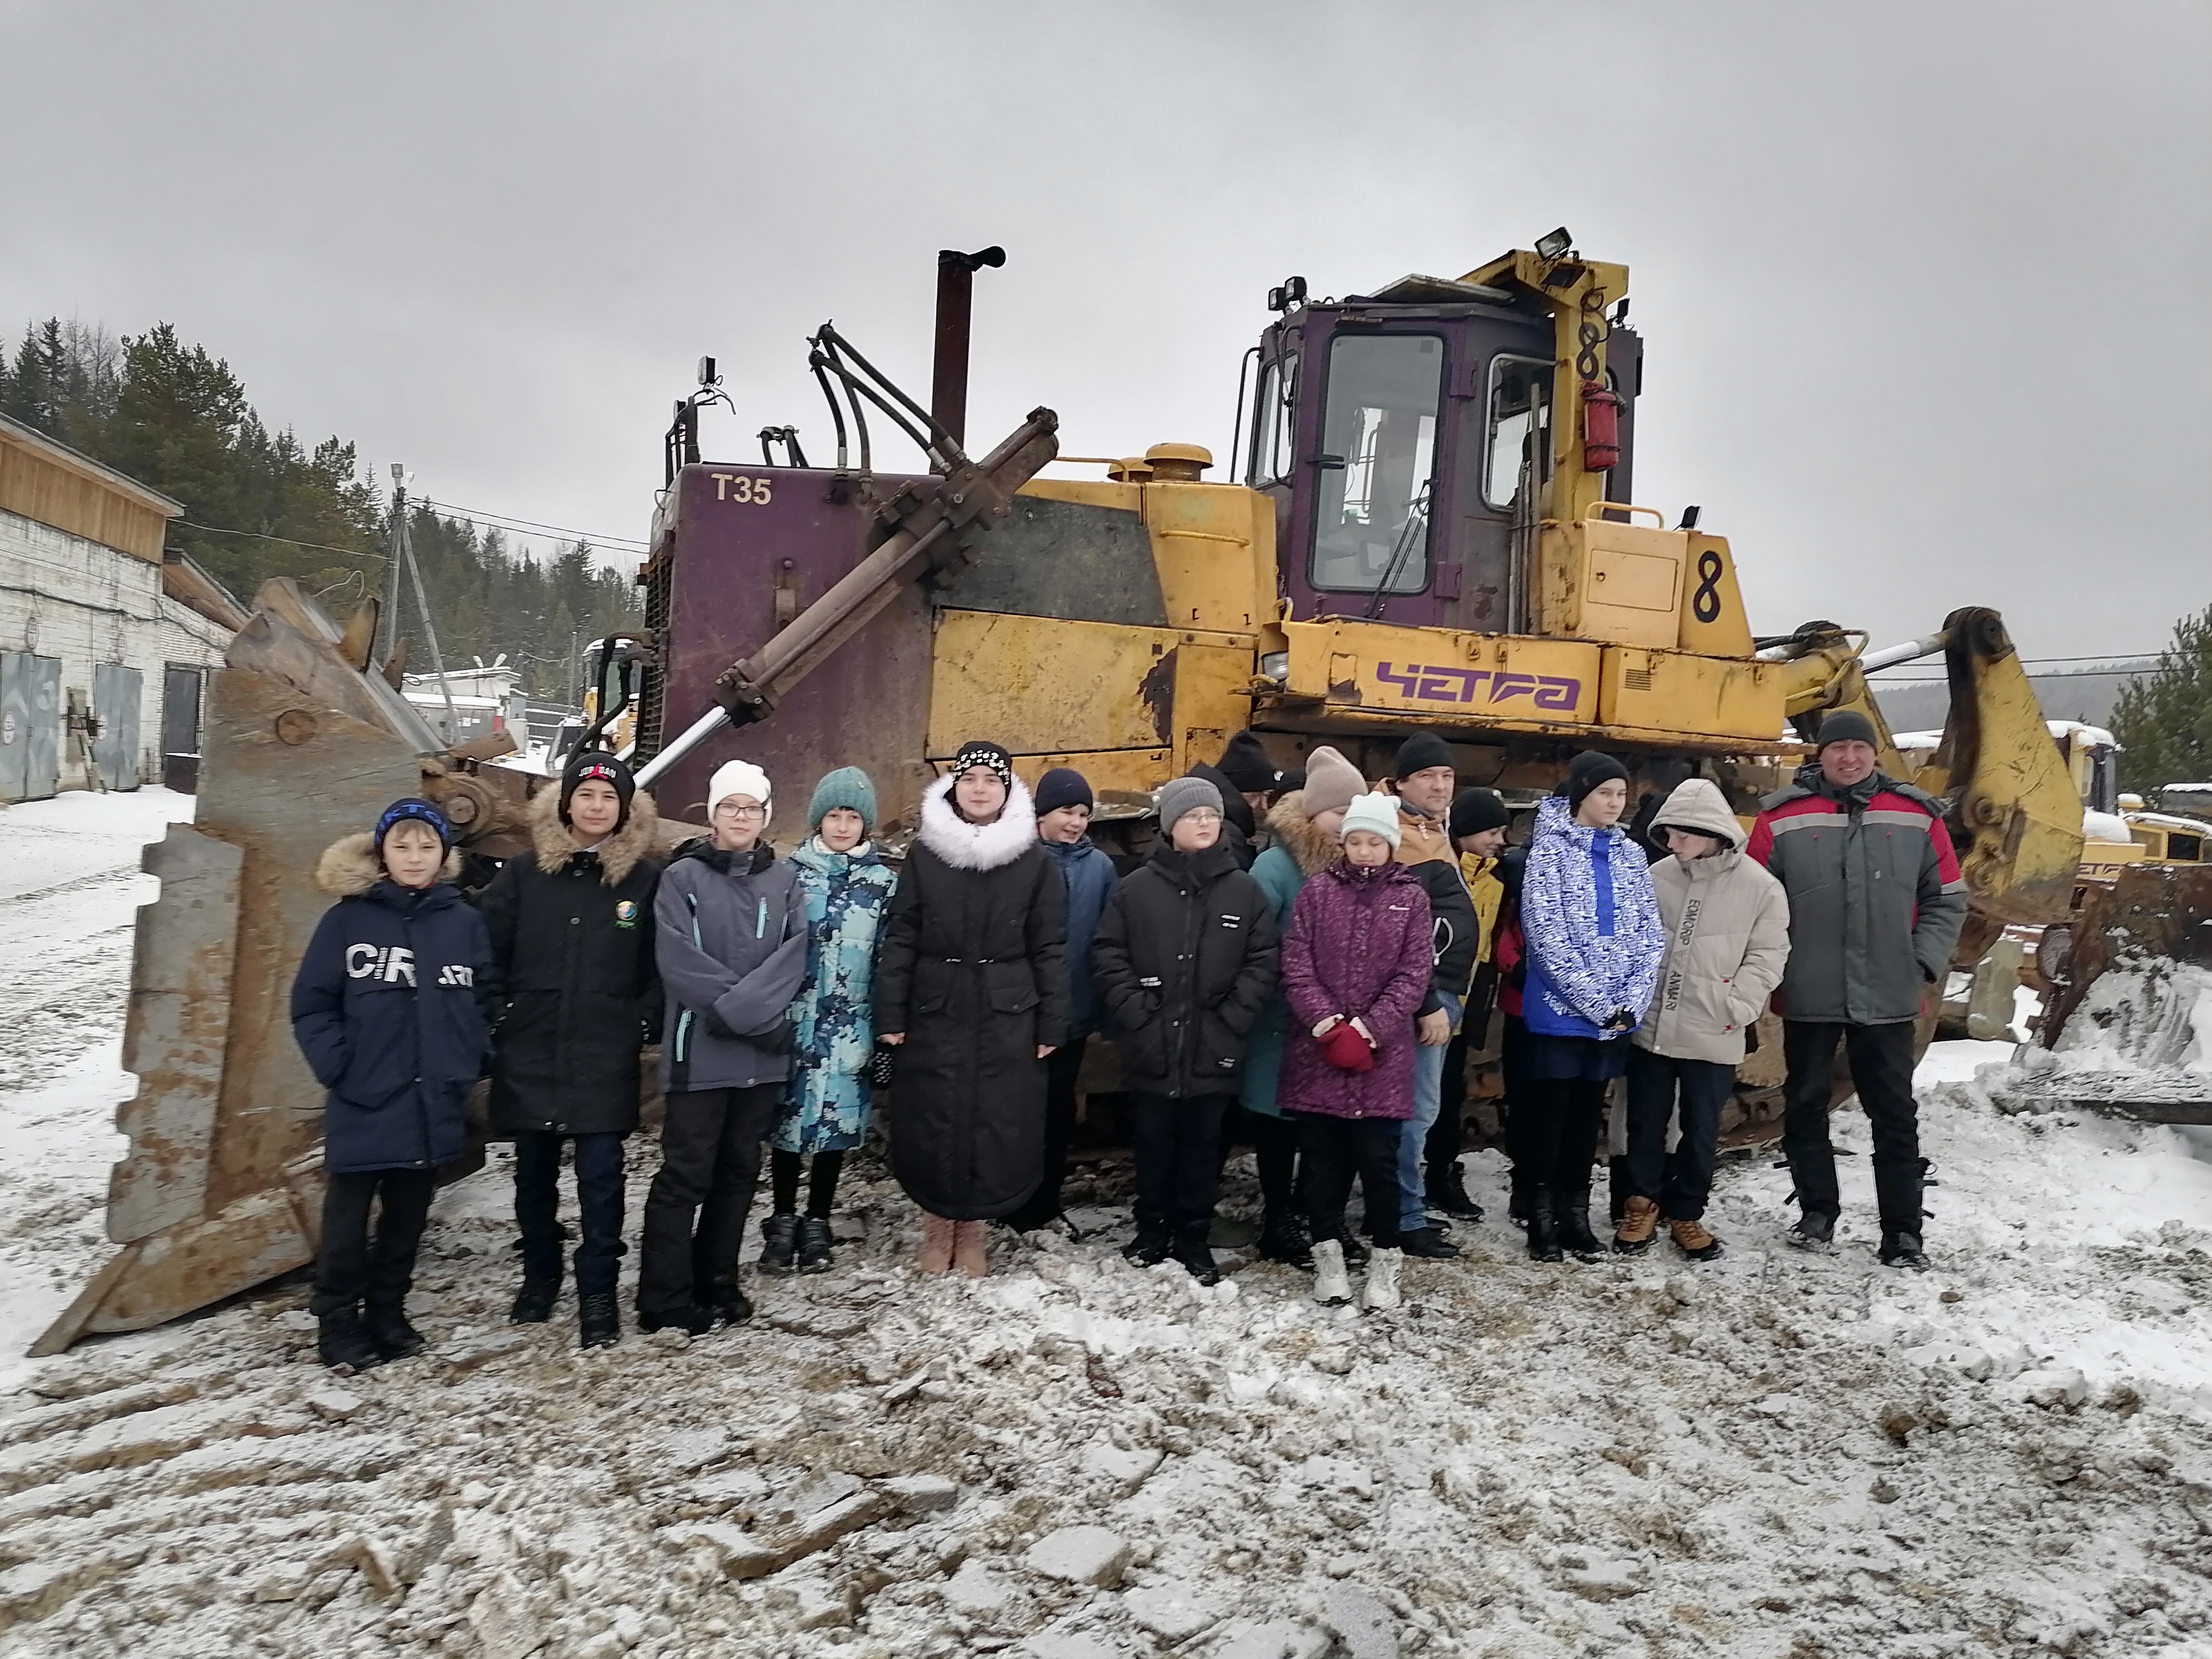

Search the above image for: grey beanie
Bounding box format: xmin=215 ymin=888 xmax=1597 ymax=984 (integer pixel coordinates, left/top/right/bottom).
xmin=1155 ymin=774 xmax=1224 ymax=833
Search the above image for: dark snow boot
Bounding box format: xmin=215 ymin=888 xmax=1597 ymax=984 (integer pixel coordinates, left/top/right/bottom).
xmin=1553 ymin=1188 xmax=1605 ymax=1259
xmin=1123 ymin=1216 xmax=1173 ymax=1266
xmin=1427 ymin=1161 xmax=1485 ymax=1222
xmin=578 ymin=1291 xmax=620 ymax=1349
xmin=637 ymin=1302 xmax=717 ymax=1337
xmin=1879 ymin=1231 xmax=1930 ymax=1273
xmin=1525 ymin=1191 xmax=1563 ymax=1264
xmin=1172 ymin=1223 xmax=1222 ymax=1286
xmin=758 ymin=1213 xmax=800 ymax=1276
xmin=1787 ymin=1211 xmax=1837 ymax=1254
xmin=1338 ymin=1232 xmax=1371 ymax=1271
xmin=796 ymin=1216 xmax=834 ymax=1275
xmin=316 ymin=1306 xmax=386 ymax=1374
xmin=509 ymin=1276 xmax=559 ymax=1324
xmin=1399 ymin=1225 xmax=1461 ymax=1260
xmin=1258 ymin=1211 xmax=1314 ymax=1270
xmin=363 ymin=1303 xmax=425 ymax=1360
xmin=703 ymin=1278 xmax=754 ymax=1327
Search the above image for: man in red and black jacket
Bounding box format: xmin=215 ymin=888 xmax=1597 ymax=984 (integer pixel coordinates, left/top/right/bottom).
xmin=1746 ymin=709 xmax=1967 ymax=1270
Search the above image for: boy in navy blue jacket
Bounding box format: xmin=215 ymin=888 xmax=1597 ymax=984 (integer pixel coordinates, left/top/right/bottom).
xmin=291 ymin=799 xmax=498 ymax=1371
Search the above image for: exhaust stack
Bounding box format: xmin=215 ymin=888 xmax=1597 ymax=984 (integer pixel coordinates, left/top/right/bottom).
xmin=931 ymin=246 xmax=1005 ymax=449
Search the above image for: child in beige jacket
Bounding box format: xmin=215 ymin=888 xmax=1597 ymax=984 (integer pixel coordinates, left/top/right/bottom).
xmin=1615 ymin=778 xmax=1790 ymax=1260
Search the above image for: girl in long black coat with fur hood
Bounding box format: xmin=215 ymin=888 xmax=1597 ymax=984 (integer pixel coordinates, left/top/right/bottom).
xmin=875 ymin=741 xmax=1070 ymax=1279
xmin=477 ymin=750 xmax=662 ymax=1349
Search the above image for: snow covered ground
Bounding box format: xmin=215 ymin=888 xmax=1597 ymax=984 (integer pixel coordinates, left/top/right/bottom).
xmin=3 ymin=791 xmax=2212 ymax=1657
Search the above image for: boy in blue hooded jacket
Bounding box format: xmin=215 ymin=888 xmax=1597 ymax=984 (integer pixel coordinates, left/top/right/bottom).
xmin=291 ymin=799 xmax=498 ymax=1372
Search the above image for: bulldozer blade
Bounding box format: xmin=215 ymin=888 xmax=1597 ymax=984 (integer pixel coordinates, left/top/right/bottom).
xmin=34 ymin=582 xmax=445 ymax=1355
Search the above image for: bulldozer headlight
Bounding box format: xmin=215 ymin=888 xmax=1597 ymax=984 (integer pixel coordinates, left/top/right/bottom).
xmin=1260 ymin=651 xmax=1290 ymax=682
xmin=1536 ymin=226 xmax=1574 ymax=261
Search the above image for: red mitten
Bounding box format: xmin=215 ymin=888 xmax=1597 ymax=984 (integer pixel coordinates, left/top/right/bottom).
xmin=1321 ymin=1022 xmax=1376 ymax=1072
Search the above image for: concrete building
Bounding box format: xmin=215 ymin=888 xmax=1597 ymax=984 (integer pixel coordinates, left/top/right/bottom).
xmin=0 ymin=411 xmax=242 ymax=799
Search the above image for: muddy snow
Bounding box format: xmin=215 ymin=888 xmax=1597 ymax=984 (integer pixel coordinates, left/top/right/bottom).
xmin=4 ymin=794 xmax=2212 ymax=1658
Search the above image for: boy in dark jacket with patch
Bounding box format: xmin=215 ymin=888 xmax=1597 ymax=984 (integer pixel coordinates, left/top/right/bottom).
xmin=641 ymin=758 xmax=808 ymax=1333
xmin=478 ymin=750 xmax=662 ymax=1349
xmin=291 ymin=799 xmax=498 ymax=1372
xmin=1092 ymin=775 xmax=1279 ymax=1282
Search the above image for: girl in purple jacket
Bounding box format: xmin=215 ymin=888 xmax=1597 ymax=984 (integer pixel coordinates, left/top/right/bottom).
xmin=1276 ymin=792 xmax=1433 ymax=1310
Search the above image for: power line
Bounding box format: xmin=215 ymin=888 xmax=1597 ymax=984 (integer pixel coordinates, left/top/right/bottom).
xmin=417 ymin=499 xmax=647 ymax=550
xmin=175 ymin=520 xmax=379 ymax=561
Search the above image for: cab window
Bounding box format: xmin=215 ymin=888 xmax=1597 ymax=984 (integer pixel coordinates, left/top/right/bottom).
xmin=1483 ymin=355 xmax=1553 ymax=510
xmin=1246 ymin=355 xmax=1298 ymax=487
xmin=1308 ymin=333 xmax=1441 ymax=593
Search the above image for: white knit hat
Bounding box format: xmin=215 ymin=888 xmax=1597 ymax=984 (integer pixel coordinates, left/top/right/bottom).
xmin=1339 ymin=791 xmax=1402 ymax=850
xmin=707 ymin=758 xmax=773 ymax=825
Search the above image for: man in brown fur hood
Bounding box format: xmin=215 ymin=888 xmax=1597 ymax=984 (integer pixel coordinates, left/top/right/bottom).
xmin=477 ymin=749 xmax=664 ymax=1349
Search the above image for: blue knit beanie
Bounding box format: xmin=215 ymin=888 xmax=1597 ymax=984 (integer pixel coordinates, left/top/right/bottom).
xmin=807 ymin=766 xmax=878 ymax=834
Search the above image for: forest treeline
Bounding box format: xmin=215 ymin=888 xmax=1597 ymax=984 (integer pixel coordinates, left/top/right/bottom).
xmin=0 ymin=316 xmax=640 ymax=701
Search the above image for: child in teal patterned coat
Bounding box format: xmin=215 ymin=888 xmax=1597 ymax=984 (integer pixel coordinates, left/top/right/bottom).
xmin=763 ymin=768 xmax=899 ymax=1274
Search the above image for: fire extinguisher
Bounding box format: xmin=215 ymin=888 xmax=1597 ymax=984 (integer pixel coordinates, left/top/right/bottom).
xmin=1581 ymin=379 xmax=1622 ymax=472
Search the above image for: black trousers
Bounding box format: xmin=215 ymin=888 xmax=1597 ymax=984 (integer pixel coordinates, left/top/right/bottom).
xmin=1290 ymin=1113 xmax=1403 ymax=1248
xmin=514 ymin=1131 xmax=627 ymax=1295
xmin=1426 ymin=1030 xmax=1470 ymax=1191
xmin=1500 ymin=1015 xmax=1535 ymax=1197
xmin=1006 ymin=1036 xmax=1088 ymax=1230
xmin=314 ymin=1167 xmax=435 ymax=1316
xmin=1244 ymin=1105 xmax=1303 ymax=1219
xmin=1518 ymin=1077 xmax=1607 ymax=1196
xmin=638 ymin=1083 xmax=778 ymax=1314
xmin=1131 ymin=1092 xmax=1228 ymax=1233
xmin=1624 ymin=1048 xmax=1735 ymax=1221
xmin=1782 ymin=1019 xmax=1922 ymax=1233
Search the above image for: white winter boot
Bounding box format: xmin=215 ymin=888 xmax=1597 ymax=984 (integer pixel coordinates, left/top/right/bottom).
xmin=1361 ymin=1246 xmax=1404 ymax=1312
xmin=1311 ymin=1238 xmax=1352 ymax=1305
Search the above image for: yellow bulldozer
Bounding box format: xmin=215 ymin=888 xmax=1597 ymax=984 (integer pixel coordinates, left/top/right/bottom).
xmin=36 ymin=230 xmax=2111 ymax=1353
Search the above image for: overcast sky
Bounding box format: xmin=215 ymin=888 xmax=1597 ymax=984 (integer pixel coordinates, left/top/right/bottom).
xmin=4 ymin=1 xmax=2206 ymax=663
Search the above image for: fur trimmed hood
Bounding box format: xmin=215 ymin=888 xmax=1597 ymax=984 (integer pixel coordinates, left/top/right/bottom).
xmin=1265 ymin=790 xmax=1342 ymax=878
xmin=315 ymin=832 xmax=463 ymax=897
xmin=529 ymin=778 xmax=661 ymax=884
xmin=916 ymin=770 xmax=1039 ymax=872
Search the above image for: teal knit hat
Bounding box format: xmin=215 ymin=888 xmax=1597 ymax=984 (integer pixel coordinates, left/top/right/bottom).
xmin=807 ymin=766 xmax=878 ymax=834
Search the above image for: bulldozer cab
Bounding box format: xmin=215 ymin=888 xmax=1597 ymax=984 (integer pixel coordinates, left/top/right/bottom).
xmin=1244 ymin=271 xmax=1640 ymax=636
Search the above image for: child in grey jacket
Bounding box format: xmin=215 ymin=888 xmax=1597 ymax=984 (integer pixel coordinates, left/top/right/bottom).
xmin=639 ymin=758 xmax=808 ymax=1333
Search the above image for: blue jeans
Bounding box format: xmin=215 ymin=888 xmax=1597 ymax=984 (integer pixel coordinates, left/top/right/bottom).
xmin=1399 ymin=992 xmax=1462 ymax=1232
xmin=515 ymin=1131 xmax=628 ymax=1295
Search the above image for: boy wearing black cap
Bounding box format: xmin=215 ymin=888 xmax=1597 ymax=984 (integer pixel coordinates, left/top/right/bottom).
xmin=1005 ymin=767 xmax=1117 ymax=1234
xmin=292 ymin=799 xmax=498 ymax=1371
xmin=478 ymin=749 xmax=665 ymax=1348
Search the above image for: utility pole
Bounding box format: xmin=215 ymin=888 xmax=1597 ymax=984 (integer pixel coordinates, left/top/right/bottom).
xmin=375 ymin=463 xmax=406 ymax=665
xmin=398 ymin=501 xmax=461 ymax=744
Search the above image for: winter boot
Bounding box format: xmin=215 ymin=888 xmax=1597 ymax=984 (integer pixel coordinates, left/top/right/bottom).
xmin=758 ymin=1213 xmax=800 ymax=1275
xmin=1613 ymin=1195 xmax=1661 ymax=1256
xmin=1338 ymin=1232 xmax=1371 ymax=1270
xmin=637 ymin=1302 xmax=717 ymax=1336
xmin=796 ymin=1216 xmax=834 ymax=1274
xmin=1361 ymin=1246 xmax=1404 ymax=1312
xmin=952 ymin=1220 xmax=990 ymax=1279
xmin=1786 ymin=1211 xmax=1837 ymax=1254
xmin=1399 ymin=1224 xmax=1461 ymax=1260
xmin=1258 ymin=1210 xmax=1315 ymax=1270
xmin=703 ymin=1277 xmax=754 ymax=1328
xmin=1311 ymin=1238 xmax=1353 ymax=1305
xmin=1668 ymin=1216 xmax=1723 ymax=1262
xmin=1427 ymin=1159 xmax=1485 ymax=1222
xmin=1122 ymin=1217 xmax=1174 ymax=1267
xmin=1553 ymin=1188 xmax=1604 ymax=1259
xmin=1879 ymin=1230 xmax=1930 ymax=1272
xmin=918 ymin=1212 xmax=956 ymax=1274
xmin=363 ymin=1303 xmax=425 ymax=1360
xmin=1172 ymin=1222 xmax=1222 ymax=1287
xmin=578 ymin=1291 xmax=620 ymax=1349
xmin=509 ymin=1276 xmax=559 ymax=1324
xmin=316 ymin=1306 xmax=386 ymax=1374
xmin=1525 ymin=1191 xmax=1563 ymax=1264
